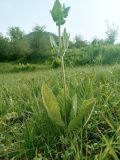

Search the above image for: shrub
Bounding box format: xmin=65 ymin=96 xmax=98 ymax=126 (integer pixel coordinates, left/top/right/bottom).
xmin=12 ymin=63 xmax=37 ymax=72
xmin=52 ymin=58 xmax=61 ymax=68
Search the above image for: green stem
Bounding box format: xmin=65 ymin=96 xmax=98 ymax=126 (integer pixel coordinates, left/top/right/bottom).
xmin=61 ymin=56 xmax=66 ymax=99
xmin=58 ymin=25 xmax=61 ymax=56
xmin=61 ymin=55 xmax=67 ymax=124
xmin=58 ymin=25 xmax=67 ymax=124
xmin=61 ymin=56 xmax=67 ymax=125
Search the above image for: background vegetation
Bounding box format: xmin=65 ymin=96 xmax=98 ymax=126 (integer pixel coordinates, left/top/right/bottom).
xmin=1 ymin=65 xmax=120 ymax=159
xmin=0 ymin=22 xmax=120 ymax=67
xmin=1 ymin=1 xmax=120 ymax=159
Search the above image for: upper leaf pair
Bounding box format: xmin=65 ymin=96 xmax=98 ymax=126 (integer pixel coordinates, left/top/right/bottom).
xmin=50 ymin=28 xmax=70 ymax=56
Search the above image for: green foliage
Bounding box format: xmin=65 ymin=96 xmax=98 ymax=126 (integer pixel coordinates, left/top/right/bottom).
xmin=73 ymin=34 xmax=88 ymax=48
xmin=105 ymin=22 xmax=118 ymax=44
xmin=1 ymin=65 xmax=120 ymax=159
xmin=50 ymin=0 xmax=70 ymax=118
xmin=68 ymin=98 xmax=96 ymax=131
xmin=7 ymin=27 xmax=31 ymax=61
xmin=8 ymin=26 xmax=25 ymax=43
xmin=52 ymin=57 xmax=61 ymax=68
xmin=70 ymin=94 xmax=77 ymax=118
xmin=50 ymin=0 xmax=70 ymax=26
xmin=64 ymin=44 xmax=120 ymax=66
xmin=0 ymin=34 xmax=10 ymax=61
xmin=30 ymin=25 xmax=45 ymax=53
xmin=41 ymin=80 xmax=95 ymax=131
xmin=11 ymin=63 xmax=37 ymax=72
xmin=62 ymin=28 xmax=70 ymax=55
xmin=28 ymin=25 xmax=56 ymax=62
xmin=41 ymin=82 xmax=65 ymax=126
xmin=0 ymin=63 xmax=42 ymax=73
xmin=15 ymin=39 xmax=31 ymax=58
xmin=1 ymin=24 xmax=120 ymax=65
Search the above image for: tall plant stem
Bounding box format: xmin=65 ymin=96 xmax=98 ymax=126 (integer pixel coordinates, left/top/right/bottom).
xmin=61 ymin=55 xmax=66 ymax=101
xmin=58 ymin=25 xmax=66 ymax=96
xmin=58 ymin=25 xmax=67 ymax=123
xmin=61 ymin=55 xmax=67 ymax=124
xmin=58 ymin=25 xmax=61 ymax=55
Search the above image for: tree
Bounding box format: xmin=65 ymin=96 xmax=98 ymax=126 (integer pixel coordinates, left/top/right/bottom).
xmin=8 ymin=26 xmax=25 ymax=43
xmin=0 ymin=34 xmax=10 ymax=61
xmin=91 ymin=38 xmax=106 ymax=46
xmin=73 ymin=34 xmax=88 ymax=48
xmin=8 ymin=26 xmax=30 ymax=60
xmin=30 ymin=25 xmax=46 ymax=53
xmin=105 ymin=21 xmax=119 ymax=45
xmin=32 ymin=25 xmax=45 ymax=33
xmin=15 ymin=39 xmax=31 ymax=59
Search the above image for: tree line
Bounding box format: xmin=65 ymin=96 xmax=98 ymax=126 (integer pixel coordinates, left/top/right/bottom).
xmin=0 ymin=23 xmax=120 ymax=65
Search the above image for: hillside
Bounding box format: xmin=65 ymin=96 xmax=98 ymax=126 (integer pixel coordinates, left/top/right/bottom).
xmin=25 ymin=31 xmax=58 ymax=48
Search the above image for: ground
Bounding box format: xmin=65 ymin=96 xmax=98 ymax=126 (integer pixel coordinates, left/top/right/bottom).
xmin=0 ymin=64 xmax=120 ymax=159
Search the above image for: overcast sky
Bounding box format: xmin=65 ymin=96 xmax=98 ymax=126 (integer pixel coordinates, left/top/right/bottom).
xmin=0 ymin=0 xmax=120 ymax=41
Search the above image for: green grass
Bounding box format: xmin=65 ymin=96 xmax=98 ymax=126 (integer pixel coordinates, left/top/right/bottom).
xmin=0 ymin=63 xmax=51 ymax=74
xmin=0 ymin=64 xmax=120 ymax=159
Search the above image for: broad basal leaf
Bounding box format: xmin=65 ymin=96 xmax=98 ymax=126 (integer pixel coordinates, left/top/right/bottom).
xmin=41 ymin=83 xmax=65 ymax=127
xmin=70 ymin=94 xmax=77 ymax=120
xmin=57 ymin=87 xmax=71 ymax=124
xmin=68 ymin=98 xmax=96 ymax=131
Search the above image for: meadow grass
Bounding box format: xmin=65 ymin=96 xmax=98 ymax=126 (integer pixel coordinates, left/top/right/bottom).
xmin=0 ymin=64 xmax=120 ymax=159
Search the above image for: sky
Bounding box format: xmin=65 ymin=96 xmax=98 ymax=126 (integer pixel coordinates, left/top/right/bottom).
xmin=0 ymin=0 xmax=120 ymax=42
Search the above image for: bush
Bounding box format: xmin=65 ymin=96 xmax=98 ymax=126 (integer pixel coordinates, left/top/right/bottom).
xmin=52 ymin=58 xmax=61 ymax=68
xmin=11 ymin=63 xmax=37 ymax=72
xmin=65 ymin=45 xmax=120 ymax=66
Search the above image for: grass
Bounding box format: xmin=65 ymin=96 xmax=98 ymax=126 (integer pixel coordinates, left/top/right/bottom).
xmin=0 ymin=64 xmax=120 ymax=159
xmin=0 ymin=63 xmax=50 ymax=74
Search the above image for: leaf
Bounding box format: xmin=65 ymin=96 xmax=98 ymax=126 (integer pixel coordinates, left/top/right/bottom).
xmin=49 ymin=34 xmax=58 ymax=51
xmin=63 ymin=4 xmax=70 ymax=18
xmin=68 ymin=98 xmax=96 ymax=131
xmin=101 ymin=135 xmax=119 ymax=160
xmin=50 ymin=0 xmax=64 ymax=26
xmin=70 ymin=94 xmax=77 ymax=120
xmin=57 ymin=87 xmax=71 ymax=124
xmin=50 ymin=0 xmax=70 ymax=26
xmin=72 ymin=94 xmax=77 ymax=116
xmin=62 ymin=28 xmax=70 ymax=54
xmin=41 ymin=83 xmax=65 ymax=127
xmin=57 ymin=88 xmax=65 ymax=108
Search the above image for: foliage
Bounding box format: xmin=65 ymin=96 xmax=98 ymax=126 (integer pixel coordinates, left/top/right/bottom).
xmin=0 ymin=34 xmax=10 ymax=61
xmin=8 ymin=26 xmax=25 ymax=43
xmin=52 ymin=57 xmax=61 ymax=68
xmin=41 ymin=83 xmax=65 ymax=126
xmin=30 ymin=25 xmax=45 ymax=53
xmin=7 ymin=26 xmax=31 ymax=61
xmin=50 ymin=0 xmax=70 ymax=26
xmin=0 ymin=63 xmax=44 ymax=73
xmin=0 ymin=24 xmax=120 ymax=65
xmin=1 ymin=65 xmax=120 ymax=159
xmin=105 ymin=22 xmax=119 ymax=44
xmin=63 ymin=44 xmax=120 ymax=66
xmin=50 ymin=0 xmax=70 ymax=114
xmin=41 ymin=81 xmax=95 ymax=131
xmin=72 ymin=34 xmax=88 ymax=48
